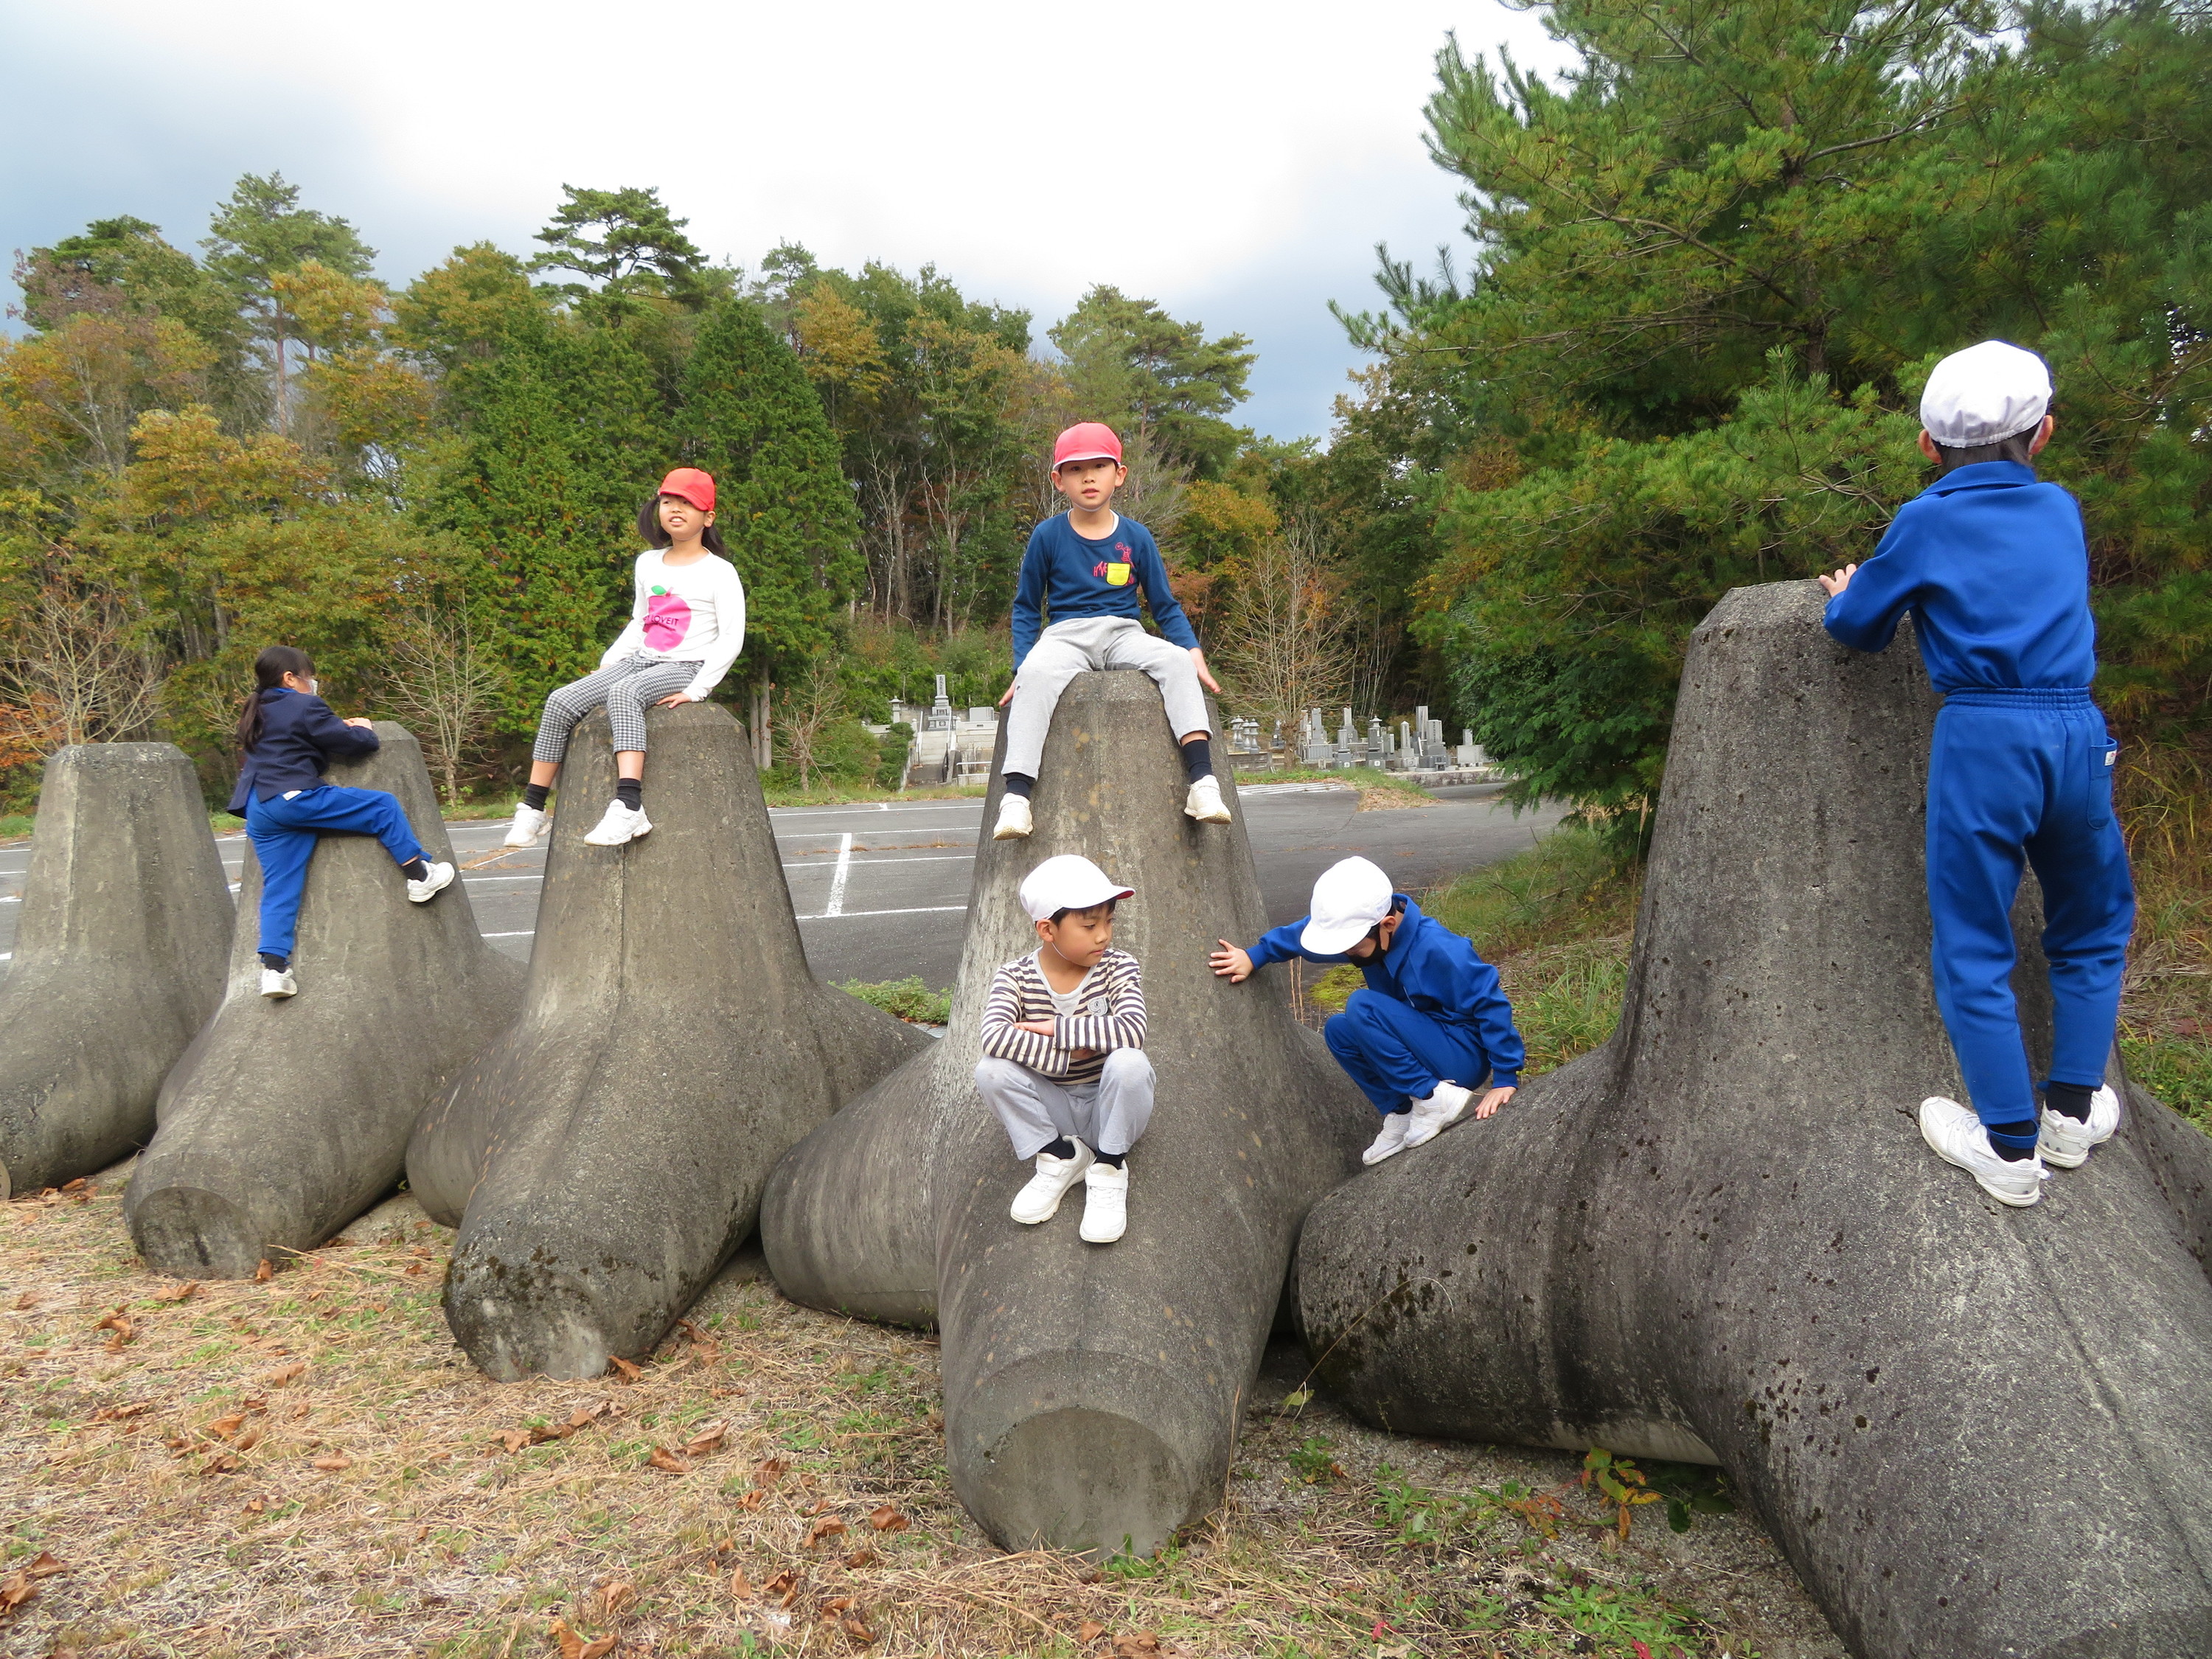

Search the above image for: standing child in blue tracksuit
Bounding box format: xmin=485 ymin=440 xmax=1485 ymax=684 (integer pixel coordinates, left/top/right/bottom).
xmin=1819 ymin=340 xmax=2134 ymax=1208
xmin=229 ymin=645 xmax=455 ymax=1000
xmin=1208 ymin=855 xmax=1525 ymax=1166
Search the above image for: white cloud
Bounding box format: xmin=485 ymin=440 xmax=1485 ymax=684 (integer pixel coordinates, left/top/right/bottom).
xmin=4 ymin=0 xmax=1572 ymax=437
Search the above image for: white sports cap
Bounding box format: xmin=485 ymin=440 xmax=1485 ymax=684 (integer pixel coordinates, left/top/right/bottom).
xmin=1018 ymin=853 xmax=1133 ymax=923
xmin=1300 ymin=856 xmax=1397 ymax=956
xmin=1920 ymin=340 xmax=2052 ymax=448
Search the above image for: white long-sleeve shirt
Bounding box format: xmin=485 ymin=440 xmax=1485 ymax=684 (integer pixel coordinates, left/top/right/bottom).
xmin=600 ymin=549 xmax=747 ymax=702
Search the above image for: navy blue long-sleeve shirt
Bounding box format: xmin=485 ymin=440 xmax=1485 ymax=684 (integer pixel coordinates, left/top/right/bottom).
xmin=1011 ymin=513 xmax=1200 ymax=669
xmin=226 ymin=687 xmax=380 ymax=813
xmin=1822 ymin=460 xmax=2097 ymax=690
xmin=1246 ymin=895 xmax=1526 ymax=1087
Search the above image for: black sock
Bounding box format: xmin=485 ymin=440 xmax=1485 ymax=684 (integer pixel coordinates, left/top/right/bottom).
xmin=1094 ymin=1149 xmax=1124 ymax=1169
xmin=2044 ymin=1081 xmax=2096 ymax=1123
xmin=616 ymin=778 xmax=642 ymax=812
xmin=1988 ymin=1121 xmax=2039 ymax=1161
xmin=400 ymin=857 xmax=428 ymax=882
xmin=260 ymin=953 xmax=289 ymax=971
xmin=522 ymin=783 xmax=549 ymax=812
xmin=1003 ymin=773 xmax=1034 ymax=799
xmin=1387 ymin=1103 xmax=1413 ymax=1116
xmin=1040 ymin=1137 xmax=1075 ymax=1159
xmin=1180 ymin=737 xmax=1214 ymax=784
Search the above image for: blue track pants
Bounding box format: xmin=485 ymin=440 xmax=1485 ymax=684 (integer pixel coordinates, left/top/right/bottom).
xmin=245 ymin=785 xmax=425 ymax=961
xmin=1324 ymin=989 xmax=1493 ymax=1116
xmin=1927 ymin=688 xmax=2134 ymax=1128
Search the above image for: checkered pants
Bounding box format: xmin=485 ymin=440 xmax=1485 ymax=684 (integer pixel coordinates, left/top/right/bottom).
xmin=531 ymin=655 xmax=702 ymax=763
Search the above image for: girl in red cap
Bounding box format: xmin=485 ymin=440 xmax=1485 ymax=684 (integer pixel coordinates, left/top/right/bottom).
xmin=502 ymin=468 xmax=747 ymax=849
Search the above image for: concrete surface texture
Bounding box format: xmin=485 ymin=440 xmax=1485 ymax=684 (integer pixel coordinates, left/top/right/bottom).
xmin=126 ymin=726 xmax=524 ymax=1278
xmin=1294 ymin=582 xmax=2212 ymax=1659
xmin=0 ymin=744 xmax=232 ymax=1195
xmin=408 ymin=703 xmax=930 ymax=1382
xmin=762 ymin=670 xmax=1374 ymax=1556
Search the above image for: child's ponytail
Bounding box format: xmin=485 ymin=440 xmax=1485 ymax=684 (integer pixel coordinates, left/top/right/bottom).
xmin=236 ymin=644 xmax=316 ymax=754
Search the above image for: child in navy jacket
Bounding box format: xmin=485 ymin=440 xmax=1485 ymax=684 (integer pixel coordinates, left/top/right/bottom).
xmin=1209 ymin=856 xmax=1525 ymax=1166
xmin=1820 ymin=341 xmax=2134 ymax=1206
xmin=229 ymin=646 xmax=454 ymax=998
xmin=991 ymin=422 xmax=1231 ymax=841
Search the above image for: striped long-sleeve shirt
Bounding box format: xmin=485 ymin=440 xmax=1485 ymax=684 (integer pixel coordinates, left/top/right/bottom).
xmin=978 ymin=948 xmax=1147 ymax=1083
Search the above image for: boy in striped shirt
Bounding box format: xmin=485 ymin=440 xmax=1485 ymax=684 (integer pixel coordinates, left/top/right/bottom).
xmin=973 ymin=854 xmax=1153 ymax=1245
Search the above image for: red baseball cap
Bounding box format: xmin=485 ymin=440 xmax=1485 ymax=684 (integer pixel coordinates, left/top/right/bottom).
xmin=658 ymin=467 xmax=716 ymax=512
xmin=1052 ymin=422 xmax=1124 ymax=471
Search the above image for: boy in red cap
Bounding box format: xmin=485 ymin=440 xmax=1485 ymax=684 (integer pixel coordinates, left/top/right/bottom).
xmin=502 ymin=468 xmax=747 ymax=850
xmin=992 ymin=422 xmax=1231 ymax=840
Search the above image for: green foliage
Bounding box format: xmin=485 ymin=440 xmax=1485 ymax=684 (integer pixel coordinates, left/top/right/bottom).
xmin=837 ymin=976 xmax=951 ymax=1025
xmin=1050 ymin=285 xmax=1255 ymax=479
xmin=527 ymin=184 xmax=711 ymax=307
xmin=1286 ymin=1436 xmax=1343 ymax=1484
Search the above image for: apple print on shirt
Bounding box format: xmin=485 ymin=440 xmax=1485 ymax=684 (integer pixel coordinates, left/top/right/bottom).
xmin=643 ymin=585 xmax=692 ymax=650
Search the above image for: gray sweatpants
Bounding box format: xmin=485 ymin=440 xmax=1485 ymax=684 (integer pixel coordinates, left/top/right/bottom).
xmin=975 ymin=1049 xmax=1155 ymax=1159
xmin=532 ymin=654 xmax=701 ymax=764
xmin=1003 ymin=616 xmax=1210 ymax=779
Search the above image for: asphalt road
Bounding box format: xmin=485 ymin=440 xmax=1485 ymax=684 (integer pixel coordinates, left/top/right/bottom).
xmin=0 ymin=782 xmax=1563 ymax=989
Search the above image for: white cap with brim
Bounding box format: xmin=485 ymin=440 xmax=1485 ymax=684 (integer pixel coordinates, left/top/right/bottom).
xmin=1018 ymin=853 xmax=1134 ymax=923
xmin=1921 ymin=340 xmax=2053 ymax=448
xmin=1300 ymin=856 xmax=1396 ymax=956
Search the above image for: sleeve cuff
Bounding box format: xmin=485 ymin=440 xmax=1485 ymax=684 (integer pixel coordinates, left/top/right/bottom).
xmin=1492 ymin=1071 xmax=1520 ymax=1089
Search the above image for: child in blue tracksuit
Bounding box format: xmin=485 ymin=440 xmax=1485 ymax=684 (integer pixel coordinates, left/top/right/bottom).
xmin=228 ymin=645 xmax=455 ymax=999
xmin=1209 ymin=855 xmax=1525 ymax=1166
xmin=1820 ymin=340 xmax=2135 ymax=1208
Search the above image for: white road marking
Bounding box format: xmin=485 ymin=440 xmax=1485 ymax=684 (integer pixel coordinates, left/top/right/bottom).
xmin=482 ymin=931 xmax=535 ymax=939
xmin=822 ymin=833 xmax=855 ymax=917
xmin=779 ymin=852 xmax=973 ymax=870
xmin=797 ymin=904 xmax=969 ymax=921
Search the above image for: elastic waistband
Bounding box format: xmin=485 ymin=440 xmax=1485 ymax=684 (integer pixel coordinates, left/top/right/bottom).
xmin=1940 ymin=686 xmax=2096 ymax=710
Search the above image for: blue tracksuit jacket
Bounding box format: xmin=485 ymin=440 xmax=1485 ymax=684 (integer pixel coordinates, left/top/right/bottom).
xmin=1011 ymin=514 xmax=1199 ymax=669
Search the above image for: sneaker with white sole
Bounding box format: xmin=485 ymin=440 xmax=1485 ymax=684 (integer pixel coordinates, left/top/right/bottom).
xmin=260 ymin=967 xmax=298 ymax=998
xmin=1402 ymin=1081 xmax=1475 ymax=1150
xmin=406 ymin=860 xmax=456 ymax=902
xmin=2038 ymin=1085 xmax=2122 ymax=1169
xmin=1362 ymin=1112 xmax=1414 ymax=1165
xmin=1009 ymin=1142 xmax=1093 ymax=1224
xmin=992 ymin=794 xmax=1033 ymax=841
xmin=1920 ymin=1096 xmax=2043 ymax=1206
xmin=1079 ymin=1160 xmax=1128 ymax=1244
xmin=1184 ymin=774 xmax=1232 ymax=824
xmin=504 ymin=802 xmax=549 ymax=849
xmin=582 ymin=801 xmax=653 ymax=847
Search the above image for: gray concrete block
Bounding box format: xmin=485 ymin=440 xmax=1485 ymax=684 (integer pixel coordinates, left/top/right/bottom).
xmin=408 ymin=703 xmax=930 ymax=1382
xmin=0 ymin=744 xmax=232 ymax=1195
xmin=762 ymin=670 xmax=1371 ymax=1555
xmin=1294 ymin=582 xmax=2212 ymax=1659
xmin=126 ymin=724 xmax=524 ymax=1278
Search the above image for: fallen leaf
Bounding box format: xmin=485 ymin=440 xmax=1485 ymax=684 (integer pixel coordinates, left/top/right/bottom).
xmin=595 ymin=1582 xmax=634 ymax=1617
xmin=843 ymin=1547 xmax=877 ymax=1569
xmin=821 ymin=1596 xmax=853 ymax=1615
xmin=310 ymin=1454 xmax=352 ymax=1472
xmin=757 ymin=1456 xmax=788 ymax=1485
xmin=159 ymin=1281 xmax=200 ymax=1304
xmin=1079 ymin=1620 xmax=1107 ymax=1644
xmin=201 ymin=1453 xmax=240 ymax=1477
xmin=736 ymin=1490 xmax=762 ymax=1512
xmin=94 ymin=1401 xmax=153 ymax=1422
xmin=842 ymin=1618 xmax=878 ymax=1646
xmin=498 ymin=1429 xmax=531 ymax=1453
xmin=801 ymin=1516 xmax=847 ymax=1548
xmin=567 ymin=1400 xmax=611 ymax=1430
xmin=206 ymin=1413 xmax=247 ymax=1439
xmin=762 ymin=1570 xmax=799 ymax=1607
xmin=548 ymin=1617 xmax=615 ymax=1659
xmin=234 ymin=1424 xmax=265 ymax=1452
xmin=646 ymin=1446 xmax=689 ymax=1475
xmin=254 ymin=1259 xmax=273 ymax=1281
xmin=259 ymin=1363 xmax=306 ymax=1387
xmin=1111 ymin=1635 xmax=1162 ymax=1658
xmin=684 ymin=1420 xmax=727 ymax=1457
xmin=11 ymin=1290 xmax=35 ymax=1310
xmin=579 ymin=1639 xmax=615 ymax=1659
xmin=608 ymin=1356 xmax=642 ymax=1382
xmin=244 ymin=1496 xmax=265 ymax=1514
xmin=729 ymin=1567 xmax=753 ymax=1599
xmin=21 ymin=1554 xmax=66 ymax=1580
xmin=867 ymin=1504 xmax=908 ymax=1533
xmin=0 ymin=1574 xmax=38 ymax=1615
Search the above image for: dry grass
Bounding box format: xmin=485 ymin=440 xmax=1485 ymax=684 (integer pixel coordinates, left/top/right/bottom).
xmin=2114 ymin=746 xmax=2212 ymax=1121
xmin=3 ymin=1174 xmax=1846 ymax=1659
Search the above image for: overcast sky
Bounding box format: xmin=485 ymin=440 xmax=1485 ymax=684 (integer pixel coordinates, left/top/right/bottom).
xmin=3 ymin=1 xmax=1572 ymax=442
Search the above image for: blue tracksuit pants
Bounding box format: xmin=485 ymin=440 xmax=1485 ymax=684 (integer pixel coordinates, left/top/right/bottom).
xmin=1927 ymin=689 xmax=2134 ymax=1129
xmin=245 ymin=785 xmax=425 ymax=961
xmin=1324 ymin=988 xmax=1493 ymax=1115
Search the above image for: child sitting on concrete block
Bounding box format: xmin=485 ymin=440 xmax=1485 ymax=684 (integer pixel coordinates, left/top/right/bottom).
xmin=992 ymin=423 xmax=1231 ymax=841
xmin=1820 ymin=340 xmax=2135 ymax=1208
xmin=974 ymin=854 xmax=1153 ymax=1245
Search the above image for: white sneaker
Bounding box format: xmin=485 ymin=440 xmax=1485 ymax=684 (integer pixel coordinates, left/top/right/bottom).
xmin=1362 ymin=1113 xmax=1414 ymax=1165
xmin=260 ymin=967 xmax=297 ymax=999
xmin=582 ymin=801 xmax=653 ymax=847
xmin=503 ymin=803 xmax=549 ymax=849
xmin=992 ymin=794 xmax=1033 ymax=841
xmin=406 ymin=860 xmax=456 ymax=903
xmin=2038 ymin=1085 xmax=2122 ymax=1169
xmin=1009 ymin=1143 xmax=1093 ymax=1224
xmin=1184 ymin=775 xmax=1232 ymax=824
xmin=1079 ymin=1161 xmax=1128 ymax=1244
xmin=1402 ymin=1081 xmax=1475 ymax=1150
xmin=1920 ymin=1096 xmax=2043 ymax=1206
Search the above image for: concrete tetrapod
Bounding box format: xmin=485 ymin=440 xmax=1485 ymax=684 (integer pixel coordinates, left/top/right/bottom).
xmin=127 ymin=724 xmax=523 ymax=1278
xmin=0 ymin=744 xmax=232 ymax=1195
xmin=762 ymin=670 xmax=1371 ymax=1555
xmin=407 ymin=703 xmax=931 ymax=1382
xmin=1294 ymin=582 xmax=2212 ymax=1659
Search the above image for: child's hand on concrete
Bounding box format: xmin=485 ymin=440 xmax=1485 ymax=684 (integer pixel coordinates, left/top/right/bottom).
xmin=1209 ymin=942 xmax=1253 ymax=984
xmin=1817 ymin=563 xmax=1859 ymax=598
xmin=1190 ymin=648 xmax=1222 ymax=695
xmin=1475 ymin=1085 xmax=1515 ymax=1120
